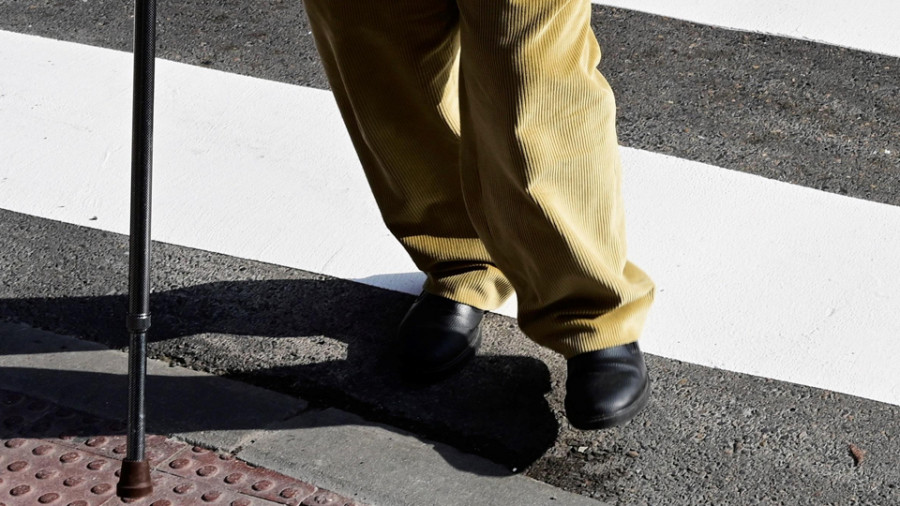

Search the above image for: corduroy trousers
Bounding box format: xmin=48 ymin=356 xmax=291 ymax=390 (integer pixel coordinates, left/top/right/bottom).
xmin=304 ymin=0 xmax=655 ymax=358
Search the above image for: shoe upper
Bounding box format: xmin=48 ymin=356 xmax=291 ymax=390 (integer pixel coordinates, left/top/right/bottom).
xmin=396 ymin=292 xmax=485 ymax=376
xmin=564 ymin=343 xmax=649 ymax=427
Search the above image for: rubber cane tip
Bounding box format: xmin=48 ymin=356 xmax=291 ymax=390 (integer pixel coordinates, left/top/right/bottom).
xmin=116 ymin=460 xmax=153 ymax=499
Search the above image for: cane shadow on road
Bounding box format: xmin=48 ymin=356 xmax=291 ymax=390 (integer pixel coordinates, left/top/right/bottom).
xmin=0 ymin=278 xmax=560 ymax=471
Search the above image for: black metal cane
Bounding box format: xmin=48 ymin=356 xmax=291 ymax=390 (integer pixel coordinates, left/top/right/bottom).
xmin=116 ymin=0 xmax=156 ymax=499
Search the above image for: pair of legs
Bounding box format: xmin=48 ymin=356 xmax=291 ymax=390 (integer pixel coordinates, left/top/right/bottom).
xmin=304 ymin=0 xmax=653 ymax=359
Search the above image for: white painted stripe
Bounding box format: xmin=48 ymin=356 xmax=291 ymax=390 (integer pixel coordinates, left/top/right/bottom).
xmin=2 ymin=31 xmax=899 ymax=406
xmin=593 ymin=0 xmax=900 ymax=59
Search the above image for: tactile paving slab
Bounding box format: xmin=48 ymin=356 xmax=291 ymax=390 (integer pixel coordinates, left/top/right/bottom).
xmin=1 ymin=437 xmax=119 ymax=505
xmin=0 ymin=391 xmax=57 ymax=440
xmin=0 ymin=389 xmax=365 ymax=505
xmin=159 ymin=445 xmax=318 ymax=504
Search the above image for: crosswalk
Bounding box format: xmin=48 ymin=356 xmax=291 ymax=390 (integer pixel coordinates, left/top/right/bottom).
xmin=592 ymin=0 xmax=900 ymax=58
xmin=2 ymin=1 xmax=900 ymax=410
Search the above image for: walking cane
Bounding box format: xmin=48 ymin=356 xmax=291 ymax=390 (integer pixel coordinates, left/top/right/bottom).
xmin=116 ymin=0 xmax=156 ymax=499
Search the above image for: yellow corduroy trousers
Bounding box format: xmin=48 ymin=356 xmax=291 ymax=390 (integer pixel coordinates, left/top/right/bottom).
xmin=304 ymin=0 xmax=654 ymax=358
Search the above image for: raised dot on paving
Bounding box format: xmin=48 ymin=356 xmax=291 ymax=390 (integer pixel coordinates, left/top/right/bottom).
xmin=3 ymin=392 xmax=24 ymax=403
xmin=197 ymin=465 xmax=218 ymax=477
xmin=86 ymin=459 xmax=107 ymax=471
xmin=280 ymin=487 xmax=303 ymax=498
xmin=37 ymin=492 xmax=60 ymax=503
xmin=35 ymin=469 xmax=58 ymax=480
xmin=173 ymin=483 xmax=194 ymax=494
xmin=169 ymin=458 xmax=191 ymax=470
xmin=27 ymin=400 xmax=47 ymax=411
xmin=300 ymin=490 xmax=359 ymax=506
xmin=224 ymin=472 xmax=243 ymax=484
xmin=63 ymin=476 xmax=85 ymax=487
xmin=9 ymin=484 xmax=32 ymax=496
xmin=90 ymin=483 xmax=112 ymax=495
xmin=7 ymin=460 xmax=28 ymax=472
xmin=251 ymin=480 xmax=273 ymax=491
xmin=32 ymin=445 xmax=53 ymax=456
xmin=58 ymin=452 xmax=80 ymax=464
xmin=202 ymin=490 xmax=222 ymax=502
xmin=55 ymin=408 xmax=76 ymax=419
xmin=84 ymin=437 xmax=107 ymax=447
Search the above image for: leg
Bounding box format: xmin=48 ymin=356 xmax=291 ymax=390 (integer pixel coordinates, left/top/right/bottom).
xmin=456 ymin=0 xmax=653 ymax=428
xmin=456 ymin=0 xmax=655 ymax=358
xmin=303 ymin=0 xmax=514 ymax=310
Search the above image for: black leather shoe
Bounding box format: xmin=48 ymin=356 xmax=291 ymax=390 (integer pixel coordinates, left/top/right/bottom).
xmin=564 ymin=342 xmax=650 ymax=430
xmin=396 ymin=292 xmax=485 ymax=382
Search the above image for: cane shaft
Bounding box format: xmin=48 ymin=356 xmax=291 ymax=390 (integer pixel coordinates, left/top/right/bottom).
xmin=126 ymin=0 xmax=156 ymax=464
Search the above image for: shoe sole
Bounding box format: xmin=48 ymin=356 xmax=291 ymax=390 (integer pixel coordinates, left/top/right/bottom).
xmin=400 ymin=329 xmax=482 ymax=384
xmin=567 ymin=375 xmax=651 ymax=430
